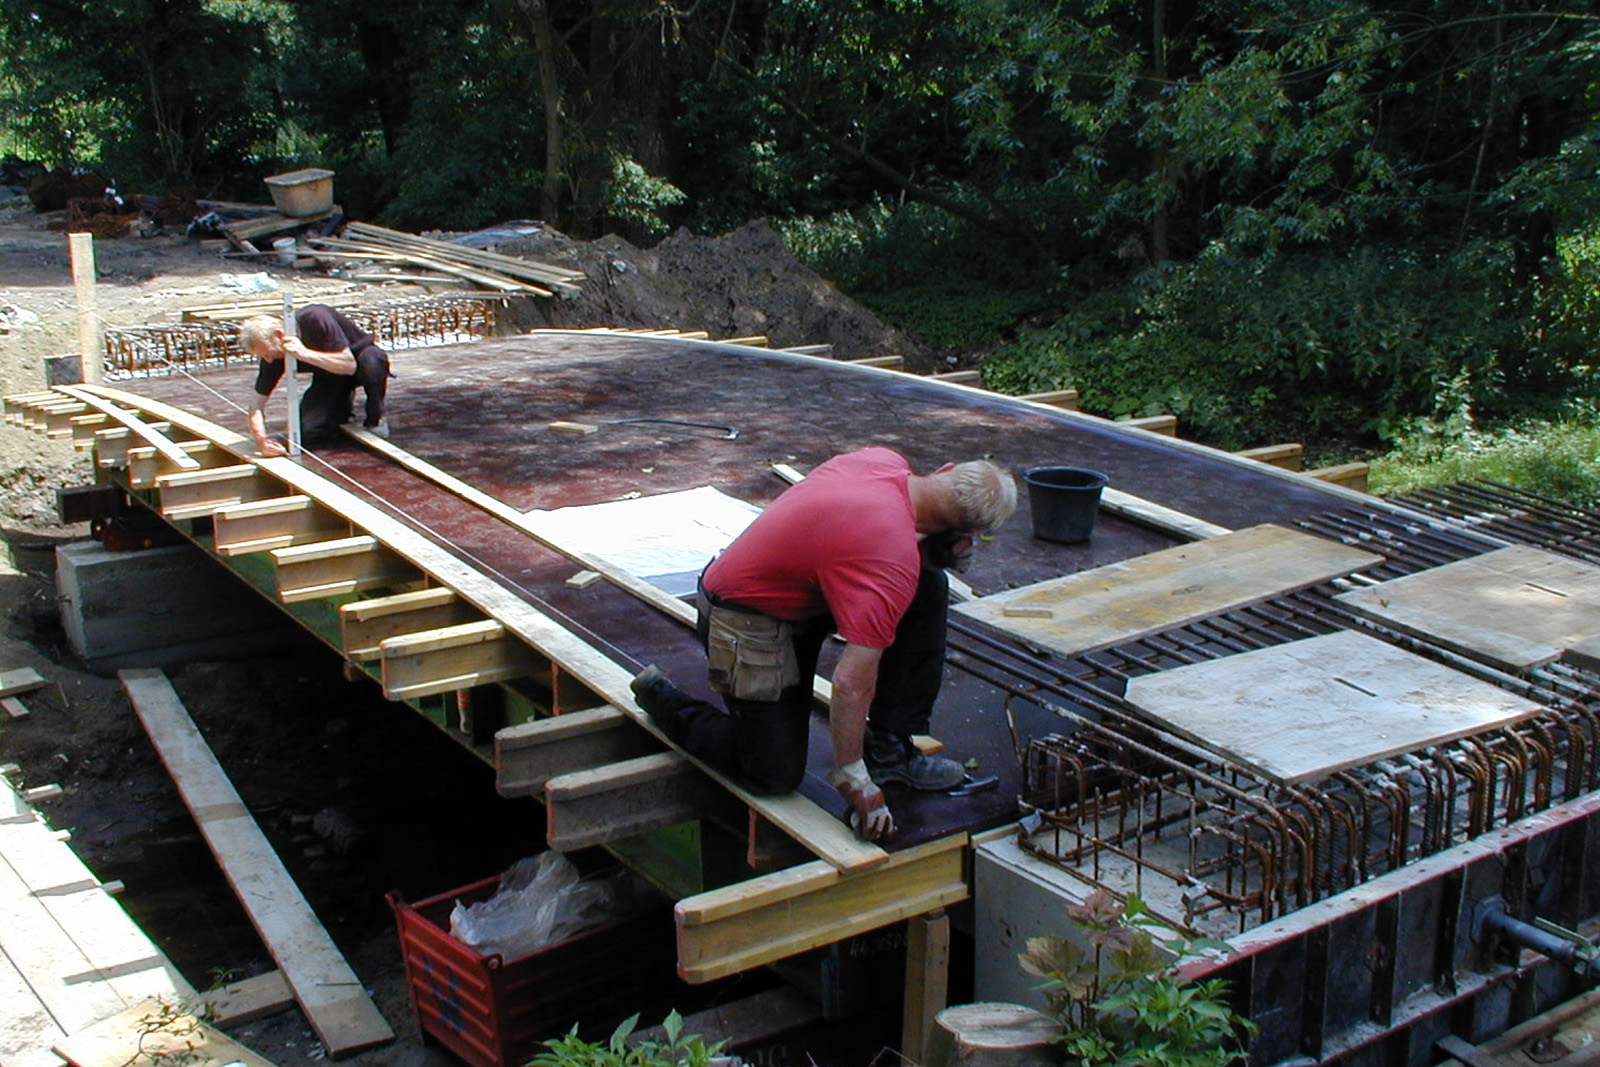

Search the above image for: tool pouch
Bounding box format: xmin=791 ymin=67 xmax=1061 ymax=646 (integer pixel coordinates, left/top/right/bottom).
xmin=701 ymin=601 xmax=800 ymax=702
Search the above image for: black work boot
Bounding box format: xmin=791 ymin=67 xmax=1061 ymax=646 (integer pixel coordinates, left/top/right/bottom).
xmin=865 ymin=730 xmax=965 ymax=790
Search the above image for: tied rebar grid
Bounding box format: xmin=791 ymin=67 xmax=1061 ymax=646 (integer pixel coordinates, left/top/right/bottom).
xmin=102 ymin=295 xmax=498 ymax=379
xmin=978 ymin=481 xmax=1600 ymax=939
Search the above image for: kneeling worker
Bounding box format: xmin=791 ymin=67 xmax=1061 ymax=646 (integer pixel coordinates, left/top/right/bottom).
xmin=239 ymin=304 xmax=390 ymax=456
xmin=631 ymin=446 xmax=1017 ymax=841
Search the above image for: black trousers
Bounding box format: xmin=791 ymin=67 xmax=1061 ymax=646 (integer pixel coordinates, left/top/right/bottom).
xmin=300 ymin=346 xmax=390 ymax=443
xmin=651 ymin=567 xmax=950 ymax=795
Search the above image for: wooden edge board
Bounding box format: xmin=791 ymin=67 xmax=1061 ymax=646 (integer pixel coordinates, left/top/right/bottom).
xmin=117 ymin=668 xmax=394 ymax=1055
xmin=78 ymin=386 xmax=883 ymax=872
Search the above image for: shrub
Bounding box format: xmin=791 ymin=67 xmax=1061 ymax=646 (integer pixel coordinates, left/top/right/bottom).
xmin=528 ymin=1010 xmax=724 ymax=1067
xmin=1371 ymin=414 xmax=1600 ymax=508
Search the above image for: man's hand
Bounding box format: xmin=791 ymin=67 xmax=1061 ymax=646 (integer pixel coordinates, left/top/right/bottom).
xmin=921 ymin=530 xmax=974 ymax=572
xmin=256 ymin=436 xmax=287 ymax=458
xmin=828 ymin=759 xmax=895 ymax=840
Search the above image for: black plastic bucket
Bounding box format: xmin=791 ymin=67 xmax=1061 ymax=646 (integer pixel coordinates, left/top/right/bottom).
xmin=1023 ymin=467 xmax=1108 ymax=543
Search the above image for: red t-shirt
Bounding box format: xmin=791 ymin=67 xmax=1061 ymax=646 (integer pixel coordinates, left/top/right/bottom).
xmin=703 ymin=447 xmax=919 ymax=649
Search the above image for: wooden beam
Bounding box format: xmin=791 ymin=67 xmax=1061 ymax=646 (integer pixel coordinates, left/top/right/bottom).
xmin=1118 ymin=413 xmax=1179 ymax=436
xmin=55 ymin=386 xmax=203 ymax=470
xmin=1099 ymin=487 xmax=1230 ymax=541
xmin=675 ymin=833 xmax=968 ymax=982
xmin=54 ymin=998 xmax=282 ymax=1067
xmin=927 ymin=369 xmax=983 ymax=387
xmin=1234 ymin=442 xmax=1304 ymax=471
xmin=272 ymin=535 xmax=418 ymax=603
xmin=340 ymin=587 xmax=481 ymax=661
xmin=848 ymin=355 xmax=906 ymax=371
xmin=214 ymin=495 xmax=349 ymax=557
xmin=43 ymin=402 xmax=90 ymax=438
xmin=379 ymin=619 xmax=544 ymax=700
xmin=129 ymin=440 xmax=217 ymax=488
xmin=1016 ymin=388 xmax=1080 ymax=410
xmin=495 ymin=705 xmax=663 ymax=797
xmin=781 ymin=343 xmax=833 ymax=357
xmin=156 ymin=463 xmax=277 ymax=521
xmin=545 ymin=751 xmax=721 ymax=851
xmin=82 ymin=384 xmax=884 ymax=873
xmin=719 ymin=335 xmax=770 ymax=347
xmin=117 ymin=669 xmax=393 ymax=1055
xmin=1307 ymin=460 xmax=1369 ymax=492
xmin=69 ymin=412 xmax=112 ymax=449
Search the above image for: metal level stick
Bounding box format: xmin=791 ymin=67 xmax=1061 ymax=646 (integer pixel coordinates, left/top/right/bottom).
xmin=281 ymin=293 xmax=301 ymax=456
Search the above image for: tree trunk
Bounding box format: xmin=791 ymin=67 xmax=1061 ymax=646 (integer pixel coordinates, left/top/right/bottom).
xmin=517 ymin=0 xmax=564 ymax=226
xmin=923 ymin=1003 xmax=1062 ymax=1067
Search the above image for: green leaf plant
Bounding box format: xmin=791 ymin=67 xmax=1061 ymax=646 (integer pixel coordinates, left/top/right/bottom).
xmin=527 ymin=1010 xmax=725 ymax=1067
xmin=1018 ymin=890 xmax=1255 ymax=1067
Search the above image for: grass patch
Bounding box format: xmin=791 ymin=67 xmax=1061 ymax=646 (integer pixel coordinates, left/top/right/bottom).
xmin=1371 ymin=418 xmax=1600 ymax=508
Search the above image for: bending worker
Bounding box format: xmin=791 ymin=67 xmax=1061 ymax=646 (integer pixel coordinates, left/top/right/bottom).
xmin=238 ymin=304 xmax=390 ymax=456
xmin=632 ymin=446 xmax=1017 ymax=840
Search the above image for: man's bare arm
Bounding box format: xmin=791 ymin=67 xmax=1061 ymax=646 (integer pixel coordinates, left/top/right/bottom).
xmin=283 ymin=337 xmax=357 ymax=375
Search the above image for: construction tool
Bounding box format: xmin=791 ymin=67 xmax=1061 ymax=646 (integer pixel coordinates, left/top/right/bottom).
xmin=611 ymin=418 xmax=739 ymax=440
xmin=948 ymin=773 xmax=999 ymax=797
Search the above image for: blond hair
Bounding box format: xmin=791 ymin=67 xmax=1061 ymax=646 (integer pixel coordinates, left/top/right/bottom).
xmin=948 ymin=460 xmax=1017 ymax=531
xmin=237 ymin=315 xmax=279 ymax=354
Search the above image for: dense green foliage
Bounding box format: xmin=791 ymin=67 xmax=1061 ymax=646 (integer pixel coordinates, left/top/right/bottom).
xmin=528 ymin=1011 xmax=724 ymax=1067
xmin=3 ymin=0 xmax=1599 ymax=460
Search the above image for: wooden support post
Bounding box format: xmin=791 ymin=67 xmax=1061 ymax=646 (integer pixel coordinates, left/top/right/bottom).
xmin=69 ymin=232 xmax=103 ymax=383
xmin=903 ymin=909 xmax=952 ymax=1065
xmin=272 ymin=535 xmax=418 ymax=603
xmin=339 ymin=587 xmax=480 ymax=661
xmin=1234 ymin=442 xmax=1305 ymax=471
xmin=545 ymin=751 xmax=719 ymax=851
xmin=1017 ymin=388 xmax=1081 ymax=410
xmin=848 ymin=355 xmax=907 ymax=371
xmin=156 ymin=464 xmax=277 ymax=521
xmin=214 ymin=495 xmax=349 ymax=557
xmin=1119 ymin=413 xmax=1179 ymax=436
xmin=379 ymin=619 xmax=543 ymax=700
xmin=675 ymin=834 xmax=969 ymax=983
xmin=494 ymin=706 xmax=663 ymax=797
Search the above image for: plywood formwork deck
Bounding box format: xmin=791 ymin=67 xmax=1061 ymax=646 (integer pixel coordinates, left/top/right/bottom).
xmin=7 ymin=330 xmax=1403 ymax=989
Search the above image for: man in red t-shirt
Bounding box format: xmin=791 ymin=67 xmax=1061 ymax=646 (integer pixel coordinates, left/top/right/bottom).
xmin=239 ymin=304 xmax=391 ymax=455
xmin=632 ymin=447 xmax=1017 ymax=840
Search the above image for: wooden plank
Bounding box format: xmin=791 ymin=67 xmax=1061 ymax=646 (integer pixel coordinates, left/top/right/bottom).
xmin=53 ymin=387 xmax=202 ymax=471
xmin=272 ymin=535 xmax=418 ymax=603
xmin=118 ymin=668 xmax=394 ymax=1055
xmin=1337 ymin=545 xmax=1600 ymax=673
xmin=201 ymin=969 xmax=296 ymax=1026
xmin=340 ymin=587 xmax=480 ymax=661
xmin=83 ymin=385 xmax=883 ymax=872
xmin=955 ymin=524 xmax=1383 ymax=660
xmin=902 ymin=909 xmax=951 ymax=1064
xmin=676 ymin=833 xmax=968 ymax=982
xmin=1016 ymin=388 xmax=1081 ymax=410
xmin=379 ymin=619 xmax=546 ymax=699
xmin=156 ymin=463 xmax=277 ymax=519
xmin=546 ymin=751 xmax=720 ymax=851
xmin=1098 ymin=486 xmax=1230 ymax=541
xmin=495 ymin=705 xmax=663 ymax=797
xmin=0 ymin=668 xmax=49 ymax=699
xmin=927 ymin=369 xmax=983 ymax=387
xmin=214 ymin=494 xmax=349 ymax=557
xmin=53 ymin=998 xmax=280 ymax=1067
xmin=1124 ymin=630 xmax=1543 ymax=783
xmin=1234 ymin=442 xmax=1305 ymax=471
xmin=0 ymin=937 xmax=66 ymax=1067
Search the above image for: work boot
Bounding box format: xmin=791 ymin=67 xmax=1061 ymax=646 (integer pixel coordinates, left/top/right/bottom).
xmin=865 ymin=732 xmax=966 ymax=791
xmin=365 ymin=417 xmax=391 ymax=439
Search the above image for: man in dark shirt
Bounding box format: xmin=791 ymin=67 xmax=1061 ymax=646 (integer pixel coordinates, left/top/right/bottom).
xmin=238 ymin=304 xmax=390 ymax=455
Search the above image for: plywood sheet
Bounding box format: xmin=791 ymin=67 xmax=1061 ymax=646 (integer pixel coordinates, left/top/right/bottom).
xmin=1123 ymin=630 xmax=1541 ymax=784
xmin=954 ymin=524 xmax=1383 ymax=659
xmin=1335 ymin=545 xmax=1600 ymax=672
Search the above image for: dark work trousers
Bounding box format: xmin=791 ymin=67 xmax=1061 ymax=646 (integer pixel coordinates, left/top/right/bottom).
xmin=299 ymin=346 xmax=390 ymax=443
xmin=649 ymin=567 xmax=950 ymax=795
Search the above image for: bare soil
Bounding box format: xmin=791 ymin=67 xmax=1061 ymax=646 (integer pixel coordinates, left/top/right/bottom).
xmin=0 ymin=203 xmax=920 ymax=1066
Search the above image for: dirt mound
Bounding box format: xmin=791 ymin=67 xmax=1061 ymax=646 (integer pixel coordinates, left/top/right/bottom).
xmin=500 ymin=220 xmax=938 ymax=371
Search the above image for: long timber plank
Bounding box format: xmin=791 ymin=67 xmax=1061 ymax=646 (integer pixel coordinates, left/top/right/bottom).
xmin=118 ymin=668 xmax=394 ymax=1056
xmin=52 ymin=387 xmax=202 ymax=471
xmin=81 ymin=385 xmax=885 ymax=872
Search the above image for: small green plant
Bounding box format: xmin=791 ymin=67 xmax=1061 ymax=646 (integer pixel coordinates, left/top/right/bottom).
xmin=528 ymin=1010 xmax=724 ymax=1067
xmin=1019 ymin=890 xmax=1255 ymax=1067
xmin=122 ymin=996 xmax=219 ymax=1067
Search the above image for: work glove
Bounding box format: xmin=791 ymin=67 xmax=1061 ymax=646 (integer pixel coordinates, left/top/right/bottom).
xmin=828 ymin=759 xmax=895 ymax=840
xmin=921 ymin=530 xmax=974 ymax=573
